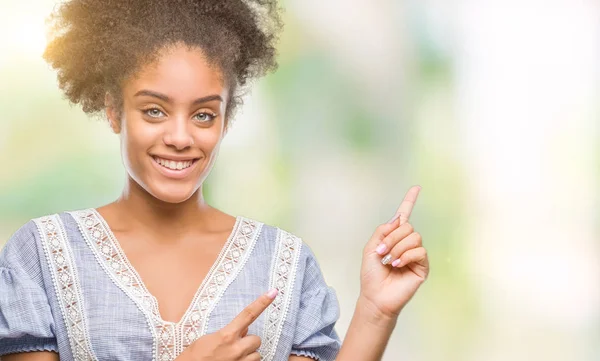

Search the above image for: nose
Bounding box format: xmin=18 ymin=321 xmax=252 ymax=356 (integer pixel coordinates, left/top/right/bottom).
xmin=162 ymin=116 xmax=194 ymax=150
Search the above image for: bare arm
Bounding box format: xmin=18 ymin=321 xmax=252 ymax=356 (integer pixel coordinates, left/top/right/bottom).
xmin=334 ymin=297 xmax=397 ymax=361
xmin=1 ymin=352 xmax=59 ymax=361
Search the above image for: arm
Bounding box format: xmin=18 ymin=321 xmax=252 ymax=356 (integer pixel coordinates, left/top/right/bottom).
xmin=334 ymin=297 xmax=397 ymax=361
xmin=1 ymin=352 xmax=59 ymax=361
xmin=0 ymin=221 xmax=59 ymax=358
xmin=288 ymin=297 xmax=397 ymax=361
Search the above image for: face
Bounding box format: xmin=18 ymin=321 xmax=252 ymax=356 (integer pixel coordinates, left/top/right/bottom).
xmin=106 ymin=43 xmax=229 ymax=204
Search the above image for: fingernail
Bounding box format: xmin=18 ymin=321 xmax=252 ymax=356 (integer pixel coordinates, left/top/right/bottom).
xmin=387 ymin=213 xmax=400 ymax=224
xmin=266 ymin=288 xmax=278 ymax=299
xmin=376 ymin=243 xmax=387 ymax=255
xmin=392 ymin=259 xmax=401 ymax=267
xmin=381 ymin=254 xmax=392 ymax=265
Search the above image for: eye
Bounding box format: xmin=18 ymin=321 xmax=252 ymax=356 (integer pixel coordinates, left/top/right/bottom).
xmin=193 ymin=112 xmax=216 ymax=123
xmin=143 ymin=108 xmax=165 ymax=118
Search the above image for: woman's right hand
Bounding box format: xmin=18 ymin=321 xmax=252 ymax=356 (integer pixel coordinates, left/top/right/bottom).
xmin=177 ymin=288 xmax=278 ymax=361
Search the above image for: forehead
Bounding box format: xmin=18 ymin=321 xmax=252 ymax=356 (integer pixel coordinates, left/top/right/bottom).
xmin=123 ymin=44 xmax=227 ymax=101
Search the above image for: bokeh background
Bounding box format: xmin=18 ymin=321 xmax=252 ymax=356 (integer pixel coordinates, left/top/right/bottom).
xmin=1 ymin=0 xmax=599 ymax=360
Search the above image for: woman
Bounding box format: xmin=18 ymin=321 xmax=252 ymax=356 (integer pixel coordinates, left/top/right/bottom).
xmin=0 ymin=0 xmax=429 ymax=360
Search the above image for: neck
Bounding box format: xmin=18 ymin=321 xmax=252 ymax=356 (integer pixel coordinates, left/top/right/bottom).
xmin=107 ymin=177 xmax=216 ymax=236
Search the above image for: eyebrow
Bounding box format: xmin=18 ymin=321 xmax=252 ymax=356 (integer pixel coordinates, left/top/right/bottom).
xmin=134 ymin=90 xmax=223 ymax=104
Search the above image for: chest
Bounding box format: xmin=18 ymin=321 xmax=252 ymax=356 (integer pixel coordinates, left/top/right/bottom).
xmin=113 ymin=231 xmax=229 ymax=323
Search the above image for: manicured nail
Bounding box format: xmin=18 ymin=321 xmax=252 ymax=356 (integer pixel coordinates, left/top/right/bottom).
xmin=376 ymin=243 xmax=387 ymax=255
xmin=266 ymin=288 xmax=278 ymax=299
xmin=387 ymin=213 xmax=401 ymax=224
xmin=391 ymin=259 xmax=401 ymax=267
xmin=381 ymin=254 xmax=392 ymax=265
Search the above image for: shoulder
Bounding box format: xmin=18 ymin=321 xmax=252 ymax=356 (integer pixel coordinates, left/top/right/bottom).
xmin=244 ymin=215 xmax=304 ymax=247
xmin=0 ymin=212 xmax=62 ymax=282
xmin=243 ymin=216 xmax=322 ymax=270
xmin=1 ymin=219 xmax=40 ymax=268
xmin=1 ymin=209 xmax=82 ymax=269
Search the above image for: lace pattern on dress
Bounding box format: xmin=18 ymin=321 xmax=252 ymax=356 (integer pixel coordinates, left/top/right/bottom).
xmin=70 ymin=209 xmax=262 ymax=361
xmin=258 ymin=229 xmax=303 ymax=361
xmin=34 ymin=214 xmax=98 ymax=361
xmin=181 ymin=218 xmax=263 ymax=349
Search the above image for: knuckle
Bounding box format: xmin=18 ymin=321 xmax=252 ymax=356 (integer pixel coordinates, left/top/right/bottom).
xmin=411 ymin=232 xmax=422 ymax=246
xmin=219 ymin=329 xmax=236 ymax=343
xmin=403 ymin=222 xmax=414 ymax=233
xmin=376 ymin=223 xmax=388 ymax=233
xmin=408 ymin=246 xmax=420 ymax=256
xmin=230 ymin=343 xmax=244 ymax=359
xmin=243 ymin=308 xmax=258 ymax=322
xmin=410 ymin=247 xmax=425 ymax=261
xmin=252 ymin=335 xmax=262 ymax=348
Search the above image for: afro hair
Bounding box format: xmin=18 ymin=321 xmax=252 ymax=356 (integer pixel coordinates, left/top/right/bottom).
xmin=43 ymin=0 xmax=283 ymax=126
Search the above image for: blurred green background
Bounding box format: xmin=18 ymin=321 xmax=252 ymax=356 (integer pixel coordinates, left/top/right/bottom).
xmin=1 ymin=1 xmax=599 ymax=360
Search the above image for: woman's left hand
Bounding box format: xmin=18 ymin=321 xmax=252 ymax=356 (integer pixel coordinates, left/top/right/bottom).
xmin=359 ymin=185 xmax=429 ymax=320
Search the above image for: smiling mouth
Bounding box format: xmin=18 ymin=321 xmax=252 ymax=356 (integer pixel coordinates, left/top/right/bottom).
xmin=152 ymin=156 xmax=200 ymax=171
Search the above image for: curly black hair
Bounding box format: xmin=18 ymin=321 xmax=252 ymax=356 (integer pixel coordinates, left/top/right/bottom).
xmin=43 ymin=0 xmax=283 ymax=127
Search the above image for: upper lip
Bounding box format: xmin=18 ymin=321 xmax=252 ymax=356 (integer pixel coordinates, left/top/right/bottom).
xmin=152 ymin=154 xmax=200 ymax=162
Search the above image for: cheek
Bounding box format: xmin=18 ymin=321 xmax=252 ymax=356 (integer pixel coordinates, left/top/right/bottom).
xmin=198 ymin=131 xmax=221 ymax=152
xmin=191 ymin=124 xmax=224 ymax=157
xmin=121 ymin=117 xmax=160 ymax=165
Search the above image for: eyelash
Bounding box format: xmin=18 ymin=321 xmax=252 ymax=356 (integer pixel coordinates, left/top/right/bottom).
xmin=142 ymin=108 xmax=217 ymax=123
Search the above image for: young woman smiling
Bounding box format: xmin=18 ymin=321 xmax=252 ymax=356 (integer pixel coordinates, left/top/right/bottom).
xmin=0 ymin=1 xmax=429 ymax=360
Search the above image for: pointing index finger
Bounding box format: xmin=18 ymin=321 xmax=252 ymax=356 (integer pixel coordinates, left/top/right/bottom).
xmin=225 ymin=288 xmax=278 ymax=334
xmin=390 ymin=185 xmax=421 ymax=225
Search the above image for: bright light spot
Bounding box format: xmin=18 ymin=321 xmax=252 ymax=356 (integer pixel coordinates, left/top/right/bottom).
xmin=0 ymin=2 xmax=54 ymax=67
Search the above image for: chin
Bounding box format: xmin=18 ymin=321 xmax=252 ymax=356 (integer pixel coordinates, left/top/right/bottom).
xmin=147 ymin=183 xmax=198 ymax=204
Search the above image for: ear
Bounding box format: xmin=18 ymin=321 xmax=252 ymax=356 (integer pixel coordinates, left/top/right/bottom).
xmin=104 ymin=92 xmax=122 ymax=134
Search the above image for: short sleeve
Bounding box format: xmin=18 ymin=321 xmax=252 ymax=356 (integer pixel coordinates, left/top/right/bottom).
xmin=0 ymin=221 xmax=58 ymax=356
xmin=290 ymin=244 xmax=342 ymax=361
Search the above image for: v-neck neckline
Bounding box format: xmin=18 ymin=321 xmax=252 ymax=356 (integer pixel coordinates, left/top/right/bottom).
xmin=51 ymin=209 xmax=301 ymax=361
xmin=90 ymin=208 xmax=242 ymax=325
xmin=72 ymin=207 xmax=264 ymax=359
xmin=87 ymin=207 xmax=241 ymax=325
xmin=69 ymin=208 xmax=257 ymax=327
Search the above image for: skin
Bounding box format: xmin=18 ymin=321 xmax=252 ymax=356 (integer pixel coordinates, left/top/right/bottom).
xmin=4 ymin=43 xmax=429 ymax=361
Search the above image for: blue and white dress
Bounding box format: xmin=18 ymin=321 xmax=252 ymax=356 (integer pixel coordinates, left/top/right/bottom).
xmin=0 ymin=209 xmax=341 ymax=361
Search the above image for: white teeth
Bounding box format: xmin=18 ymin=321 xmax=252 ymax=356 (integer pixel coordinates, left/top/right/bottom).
xmin=154 ymin=157 xmax=194 ymax=171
